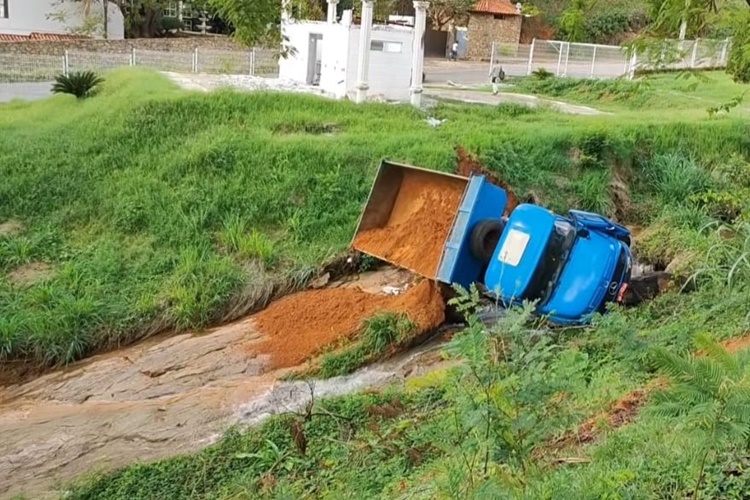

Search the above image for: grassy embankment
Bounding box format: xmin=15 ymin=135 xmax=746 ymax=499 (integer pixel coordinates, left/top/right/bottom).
xmin=497 ymin=70 xmax=750 ymax=117
xmin=55 ymin=70 xmax=750 ymax=499
xmin=1 ymin=68 xmax=748 ymax=369
xmin=3 ymin=67 xmax=750 ymax=498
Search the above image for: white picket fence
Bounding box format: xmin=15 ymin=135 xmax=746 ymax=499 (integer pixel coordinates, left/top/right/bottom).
xmin=489 ymin=38 xmax=732 ymax=80
xmin=0 ymin=47 xmax=279 ymax=83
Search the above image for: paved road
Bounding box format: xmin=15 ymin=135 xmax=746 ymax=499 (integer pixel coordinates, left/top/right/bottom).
xmin=424 ymin=58 xmax=489 ymax=86
xmin=0 ymin=82 xmax=52 ymax=103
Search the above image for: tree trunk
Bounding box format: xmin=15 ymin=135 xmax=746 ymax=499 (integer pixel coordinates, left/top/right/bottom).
xmin=679 ymin=0 xmax=690 ymax=40
xmin=102 ymin=0 xmax=109 ymax=39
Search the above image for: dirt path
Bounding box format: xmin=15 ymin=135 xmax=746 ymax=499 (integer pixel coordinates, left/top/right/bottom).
xmin=424 ymin=88 xmax=608 ymax=116
xmin=0 ymin=267 xmax=424 ymax=500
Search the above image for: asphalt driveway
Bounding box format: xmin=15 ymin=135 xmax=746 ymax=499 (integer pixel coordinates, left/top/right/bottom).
xmin=0 ymin=82 xmax=53 ymax=104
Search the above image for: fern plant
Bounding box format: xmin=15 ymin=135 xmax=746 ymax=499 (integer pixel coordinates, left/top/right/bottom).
xmin=52 ymin=71 xmax=104 ymax=99
xmin=649 ymin=333 xmax=750 ymax=499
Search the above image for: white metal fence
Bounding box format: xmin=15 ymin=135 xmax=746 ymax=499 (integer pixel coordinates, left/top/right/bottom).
xmin=489 ymin=38 xmax=732 ymax=80
xmin=0 ymin=47 xmax=279 ymax=83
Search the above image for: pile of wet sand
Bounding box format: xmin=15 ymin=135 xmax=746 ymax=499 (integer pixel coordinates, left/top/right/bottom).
xmin=253 ymin=280 xmax=445 ymax=369
xmin=353 ymin=169 xmax=465 ymax=277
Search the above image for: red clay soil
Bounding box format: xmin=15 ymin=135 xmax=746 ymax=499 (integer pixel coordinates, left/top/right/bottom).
xmin=455 ymin=146 xmax=520 ymax=216
xmin=251 ymin=280 xmax=445 ymax=369
xmin=536 ymin=336 xmax=750 ymax=462
xmin=353 ymin=169 xmax=465 ymax=278
xmin=540 ymin=378 xmax=668 ymax=459
xmin=721 ymin=333 xmax=750 ymax=353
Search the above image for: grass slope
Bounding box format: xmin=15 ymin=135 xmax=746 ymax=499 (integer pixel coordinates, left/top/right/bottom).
xmin=0 ymin=68 xmax=748 ymax=370
xmin=4 ymin=69 xmax=750 ymax=498
xmin=500 ymin=70 xmax=750 ymax=115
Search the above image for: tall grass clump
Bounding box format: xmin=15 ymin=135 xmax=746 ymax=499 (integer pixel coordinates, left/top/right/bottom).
xmin=313 ymin=312 xmax=417 ymax=378
xmin=647 ymin=153 xmax=711 ymax=203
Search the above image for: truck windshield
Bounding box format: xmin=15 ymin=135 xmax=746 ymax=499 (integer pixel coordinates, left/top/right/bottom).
xmin=523 ymin=219 xmax=576 ymax=304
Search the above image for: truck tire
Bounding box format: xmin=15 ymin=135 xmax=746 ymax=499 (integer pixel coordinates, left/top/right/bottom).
xmin=470 ymin=219 xmax=504 ymax=265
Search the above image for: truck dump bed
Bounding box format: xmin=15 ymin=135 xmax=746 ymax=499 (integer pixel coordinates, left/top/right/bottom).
xmin=351 ymin=162 xmax=467 ymax=279
xmin=352 ymin=161 xmax=509 ymax=289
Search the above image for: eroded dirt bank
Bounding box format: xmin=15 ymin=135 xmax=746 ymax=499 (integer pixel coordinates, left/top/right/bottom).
xmin=0 ymin=267 xmax=445 ymax=500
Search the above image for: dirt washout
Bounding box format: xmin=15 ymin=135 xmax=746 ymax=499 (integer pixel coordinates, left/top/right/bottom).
xmin=353 ymin=168 xmax=465 ymax=278
xmin=0 ymin=267 xmax=446 ymax=500
xmin=455 ymin=146 xmax=520 ymax=216
xmin=252 ymin=279 xmax=445 ymax=369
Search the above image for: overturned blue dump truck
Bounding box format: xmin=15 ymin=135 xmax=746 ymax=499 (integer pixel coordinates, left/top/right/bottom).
xmin=351 ymin=161 xmax=633 ymax=326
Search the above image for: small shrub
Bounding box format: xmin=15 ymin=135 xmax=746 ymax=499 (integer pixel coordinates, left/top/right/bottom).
xmin=532 ymin=67 xmax=554 ymax=80
xmin=160 ymin=16 xmax=184 ymax=33
xmin=726 ymin=9 xmax=750 ymax=84
xmin=51 ymin=71 xmax=103 ymax=99
xmin=689 ymin=189 xmax=749 ymax=222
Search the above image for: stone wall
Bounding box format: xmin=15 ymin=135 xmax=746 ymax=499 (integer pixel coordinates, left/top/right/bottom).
xmin=0 ymin=36 xmax=249 ymax=55
xmin=466 ymin=14 xmax=522 ymax=61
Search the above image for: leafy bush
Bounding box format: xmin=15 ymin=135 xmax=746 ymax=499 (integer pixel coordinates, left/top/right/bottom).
xmin=649 ymin=332 xmax=750 ymax=498
xmin=51 ymin=71 xmax=103 ymax=99
xmin=532 ymin=67 xmax=555 ymax=80
xmin=160 ymin=16 xmax=184 ymax=33
xmin=726 ymin=9 xmax=750 ymax=84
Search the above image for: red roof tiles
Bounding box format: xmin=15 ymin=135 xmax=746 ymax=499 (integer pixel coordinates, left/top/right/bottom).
xmin=0 ymin=32 xmax=88 ymax=43
xmin=470 ymin=0 xmax=521 ymax=15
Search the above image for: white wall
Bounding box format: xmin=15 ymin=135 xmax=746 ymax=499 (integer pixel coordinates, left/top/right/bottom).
xmin=345 ymin=25 xmax=414 ymax=101
xmin=279 ymin=21 xmax=330 ymax=83
xmin=278 ymin=20 xmax=415 ymax=102
xmin=318 ymin=24 xmax=350 ymax=98
xmin=0 ymin=0 xmax=124 ymax=39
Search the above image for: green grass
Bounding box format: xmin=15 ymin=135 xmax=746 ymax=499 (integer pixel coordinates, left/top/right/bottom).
xmin=1 ymin=68 xmax=749 ymax=367
xmin=311 ymin=312 xmax=417 ymax=379
xmin=64 ymin=279 xmax=750 ymax=499
xmin=4 ymin=68 xmax=746 ymax=499
xmin=495 ymin=70 xmax=750 ymax=115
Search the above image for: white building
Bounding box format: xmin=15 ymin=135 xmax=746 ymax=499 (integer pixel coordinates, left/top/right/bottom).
xmin=0 ymin=0 xmax=124 ymax=39
xmin=279 ymin=1 xmax=429 ymax=104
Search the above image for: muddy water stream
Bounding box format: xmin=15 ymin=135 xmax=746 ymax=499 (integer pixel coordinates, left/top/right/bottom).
xmin=0 ymin=268 xmax=451 ymax=500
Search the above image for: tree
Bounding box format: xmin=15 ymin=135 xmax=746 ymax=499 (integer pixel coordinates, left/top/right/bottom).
xmin=49 ymin=0 xmax=111 ymax=38
xmin=207 ymin=0 xmax=282 ymax=46
xmin=642 ymin=0 xmax=750 ymax=83
xmin=558 ymin=0 xmax=592 ymax=42
xmin=428 ymin=0 xmax=474 ymax=31
xmin=50 ymin=0 xmax=177 ymax=38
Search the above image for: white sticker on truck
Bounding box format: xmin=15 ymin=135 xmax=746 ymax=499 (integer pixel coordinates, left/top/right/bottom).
xmin=497 ymin=229 xmax=530 ymax=267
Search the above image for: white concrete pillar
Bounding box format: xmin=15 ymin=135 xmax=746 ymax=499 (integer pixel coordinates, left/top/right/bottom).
xmin=281 ymin=0 xmax=291 ymax=22
xmin=355 ymin=0 xmax=375 ymax=104
xmin=327 ymin=0 xmax=339 ymax=23
xmin=410 ymin=1 xmax=429 ymax=107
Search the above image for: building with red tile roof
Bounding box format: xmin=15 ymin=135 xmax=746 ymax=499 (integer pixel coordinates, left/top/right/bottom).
xmin=466 ymin=0 xmax=522 ymax=60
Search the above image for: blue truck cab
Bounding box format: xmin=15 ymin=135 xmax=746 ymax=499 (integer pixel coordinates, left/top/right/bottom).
xmin=483 ymin=204 xmax=632 ymax=325
xmin=432 ymin=171 xmax=633 ymax=326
